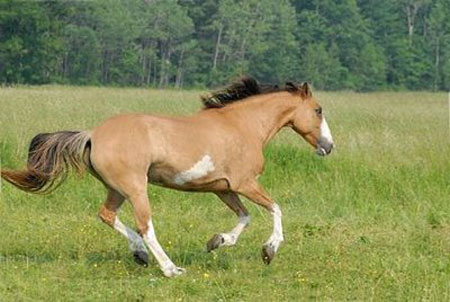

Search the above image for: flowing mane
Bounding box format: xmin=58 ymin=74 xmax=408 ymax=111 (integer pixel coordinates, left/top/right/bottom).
xmin=201 ymin=76 xmax=299 ymax=109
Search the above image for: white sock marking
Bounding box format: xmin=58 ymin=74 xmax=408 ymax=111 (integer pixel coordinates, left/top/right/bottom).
xmin=143 ymin=219 xmax=183 ymax=277
xmin=113 ymin=217 xmax=146 ymax=252
xmin=220 ymin=215 xmax=250 ymax=246
xmin=265 ymin=203 xmax=283 ymax=252
xmin=174 ymin=154 xmax=215 ymax=185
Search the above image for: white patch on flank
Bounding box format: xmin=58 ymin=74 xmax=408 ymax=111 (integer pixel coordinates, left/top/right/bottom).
xmin=174 ymin=154 xmax=215 ymax=185
xmin=320 ymin=118 xmax=333 ymax=144
xmin=143 ymin=219 xmax=185 ymax=277
xmin=113 ymin=217 xmax=147 ymax=252
xmin=265 ymin=203 xmax=283 ymax=252
xmin=220 ymin=215 xmax=250 ymax=246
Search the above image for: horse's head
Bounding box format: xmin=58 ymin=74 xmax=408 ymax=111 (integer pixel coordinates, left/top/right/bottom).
xmin=289 ymin=82 xmax=334 ymax=156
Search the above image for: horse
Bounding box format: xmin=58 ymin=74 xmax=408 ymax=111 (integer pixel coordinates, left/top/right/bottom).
xmin=1 ymin=77 xmax=334 ymax=277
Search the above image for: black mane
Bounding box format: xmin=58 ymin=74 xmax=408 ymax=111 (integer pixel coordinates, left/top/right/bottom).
xmin=201 ymin=76 xmax=299 ymax=109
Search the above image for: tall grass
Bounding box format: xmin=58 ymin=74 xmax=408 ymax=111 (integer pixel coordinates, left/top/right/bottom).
xmin=0 ymin=86 xmax=449 ymax=301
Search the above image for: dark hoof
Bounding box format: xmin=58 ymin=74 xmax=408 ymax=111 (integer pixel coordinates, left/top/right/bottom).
xmin=133 ymin=250 xmax=149 ymax=267
xmin=206 ymin=234 xmax=224 ymax=252
xmin=261 ymin=244 xmax=275 ymax=265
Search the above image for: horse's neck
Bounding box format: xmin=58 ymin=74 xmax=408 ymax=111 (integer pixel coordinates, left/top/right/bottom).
xmin=223 ymin=94 xmax=296 ymax=146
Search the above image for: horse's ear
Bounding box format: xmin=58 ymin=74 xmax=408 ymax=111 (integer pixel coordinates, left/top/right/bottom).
xmin=285 ymin=81 xmax=298 ymax=92
xmin=300 ymin=82 xmax=312 ymax=98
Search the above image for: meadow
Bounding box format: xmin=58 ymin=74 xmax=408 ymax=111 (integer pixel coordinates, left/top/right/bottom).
xmin=0 ymin=86 xmax=449 ymax=301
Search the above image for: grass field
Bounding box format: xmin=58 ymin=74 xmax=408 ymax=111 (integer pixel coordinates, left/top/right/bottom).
xmin=0 ymin=86 xmax=449 ymax=301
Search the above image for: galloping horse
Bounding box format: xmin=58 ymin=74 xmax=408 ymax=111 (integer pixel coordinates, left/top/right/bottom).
xmin=1 ymin=77 xmax=334 ymax=277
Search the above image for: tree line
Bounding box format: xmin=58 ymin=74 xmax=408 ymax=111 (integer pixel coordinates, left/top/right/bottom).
xmin=0 ymin=0 xmax=449 ymax=91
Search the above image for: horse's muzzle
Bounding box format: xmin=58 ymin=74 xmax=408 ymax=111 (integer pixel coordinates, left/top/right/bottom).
xmin=316 ymin=141 xmax=334 ymax=156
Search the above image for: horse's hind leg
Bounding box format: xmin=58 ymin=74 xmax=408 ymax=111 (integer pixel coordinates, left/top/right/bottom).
xmin=115 ymin=175 xmax=185 ymax=278
xmin=98 ymin=188 xmax=149 ymax=266
xmin=207 ymin=192 xmax=250 ymax=252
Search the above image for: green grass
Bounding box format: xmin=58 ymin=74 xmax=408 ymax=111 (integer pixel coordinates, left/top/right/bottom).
xmin=0 ymin=86 xmax=449 ymax=301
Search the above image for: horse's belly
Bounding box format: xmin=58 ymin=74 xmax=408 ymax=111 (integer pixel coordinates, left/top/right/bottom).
xmin=147 ymin=164 xmax=229 ymax=192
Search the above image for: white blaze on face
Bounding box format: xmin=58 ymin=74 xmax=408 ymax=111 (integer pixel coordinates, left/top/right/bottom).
xmin=320 ymin=117 xmax=333 ymax=145
xmin=174 ymin=154 xmax=215 ymax=185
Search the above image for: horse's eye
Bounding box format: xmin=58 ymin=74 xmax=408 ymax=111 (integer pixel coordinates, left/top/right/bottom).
xmin=315 ymin=107 xmax=322 ymax=116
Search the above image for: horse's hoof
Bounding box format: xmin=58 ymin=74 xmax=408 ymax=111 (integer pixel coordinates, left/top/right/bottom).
xmin=133 ymin=250 xmax=149 ymax=267
xmin=261 ymin=243 xmax=276 ymax=265
xmin=163 ymin=266 xmax=186 ymax=278
xmin=206 ymin=234 xmax=224 ymax=252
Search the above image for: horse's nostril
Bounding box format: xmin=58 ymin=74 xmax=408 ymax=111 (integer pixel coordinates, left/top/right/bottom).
xmin=325 ymin=143 xmax=334 ymax=154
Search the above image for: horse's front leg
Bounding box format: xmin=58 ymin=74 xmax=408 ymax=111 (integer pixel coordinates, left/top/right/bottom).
xmin=207 ymin=192 xmax=250 ymax=252
xmin=238 ymin=180 xmax=284 ymax=264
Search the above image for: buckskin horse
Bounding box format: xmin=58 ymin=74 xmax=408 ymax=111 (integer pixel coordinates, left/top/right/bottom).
xmin=1 ymin=77 xmax=334 ymax=277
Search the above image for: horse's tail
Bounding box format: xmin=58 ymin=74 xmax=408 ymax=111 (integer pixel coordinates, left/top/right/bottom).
xmin=1 ymin=131 xmax=92 ymax=194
